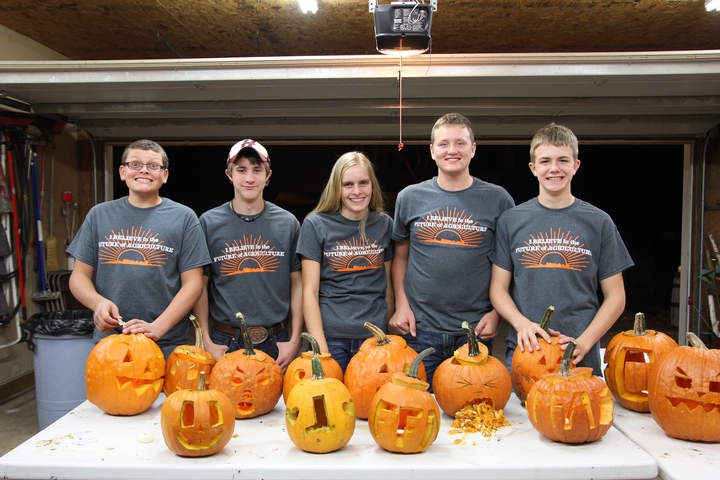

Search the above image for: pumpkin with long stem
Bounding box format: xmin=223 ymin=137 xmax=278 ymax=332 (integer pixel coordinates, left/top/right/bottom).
xmin=161 ymin=371 xmax=235 ymax=457
xmin=85 ymin=332 xmax=165 ymax=416
xmin=164 ymin=315 xmax=217 ymax=396
xmin=283 ymin=332 xmax=343 ymax=401
xmin=285 ymin=352 xmax=356 ymax=453
xmin=432 ymin=321 xmax=512 ymax=416
xmin=526 ymin=341 xmax=614 ymax=444
xmin=208 ymin=312 xmax=283 ymax=419
xmin=647 ymin=332 xmax=720 ymax=442
xmin=344 ymin=322 xmax=425 ymax=419
xmin=603 ymin=312 xmax=678 ymax=412
xmin=368 ymin=347 xmax=440 ymax=454
xmin=511 ymin=305 xmax=564 ymax=404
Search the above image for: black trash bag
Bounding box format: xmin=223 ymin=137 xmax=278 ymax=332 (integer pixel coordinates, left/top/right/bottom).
xmin=21 ymin=310 xmax=95 ymax=352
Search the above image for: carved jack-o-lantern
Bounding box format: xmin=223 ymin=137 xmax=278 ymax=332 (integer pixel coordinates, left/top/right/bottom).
xmin=604 ymin=312 xmax=678 ymax=412
xmin=285 ymin=353 xmax=356 ymax=453
xmin=283 ymin=332 xmax=343 ymax=401
xmin=368 ymin=348 xmax=440 ymax=454
xmin=433 ymin=321 xmax=512 ymax=416
xmin=208 ymin=313 xmax=283 ymax=419
xmin=344 ymin=322 xmax=426 ymax=420
xmin=161 ymin=372 xmax=235 ymax=457
xmin=526 ymin=342 xmax=614 ymax=444
xmin=85 ymin=333 xmax=165 ymax=416
xmin=647 ymin=332 xmax=720 ymax=442
xmin=164 ymin=315 xmax=217 ymax=396
xmin=511 ymin=306 xmax=565 ymax=404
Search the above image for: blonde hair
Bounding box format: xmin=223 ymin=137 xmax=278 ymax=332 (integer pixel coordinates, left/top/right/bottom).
xmin=309 ymin=151 xmax=385 ymax=240
xmin=530 ymin=123 xmax=579 ymax=162
xmin=431 ymin=113 xmax=475 ymax=145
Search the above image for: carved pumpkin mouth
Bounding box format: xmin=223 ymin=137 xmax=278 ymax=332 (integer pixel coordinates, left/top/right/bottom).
xmin=177 ymin=432 xmax=224 ymax=450
xmin=117 ymin=376 xmax=162 ymax=395
xmin=665 ymin=397 xmax=720 ymax=413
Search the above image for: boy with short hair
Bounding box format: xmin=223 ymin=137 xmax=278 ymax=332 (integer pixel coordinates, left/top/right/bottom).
xmin=193 ymin=139 xmax=302 ymax=369
xmin=68 ymin=139 xmax=210 ymax=358
xmin=490 ymin=123 xmax=634 ymax=375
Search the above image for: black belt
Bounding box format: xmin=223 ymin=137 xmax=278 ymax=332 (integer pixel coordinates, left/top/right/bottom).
xmin=212 ymin=318 xmax=288 ymax=345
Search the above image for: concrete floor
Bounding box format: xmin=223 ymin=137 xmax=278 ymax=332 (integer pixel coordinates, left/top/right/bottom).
xmin=0 ymin=389 xmax=39 ymax=458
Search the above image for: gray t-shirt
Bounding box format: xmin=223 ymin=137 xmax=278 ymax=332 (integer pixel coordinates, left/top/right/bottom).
xmin=297 ymin=211 xmax=393 ymax=338
xmin=392 ymin=177 xmax=515 ymax=335
xmin=199 ymin=201 xmax=301 ymax=328
xmin=67 ymin=197 xmax=210 ymax=352
xmin=490 ymin=197 xmax=634 ymax=375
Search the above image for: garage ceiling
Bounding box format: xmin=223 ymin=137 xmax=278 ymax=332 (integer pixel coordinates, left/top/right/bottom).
xmin=1 ymin=0 xmax=720 ymax=142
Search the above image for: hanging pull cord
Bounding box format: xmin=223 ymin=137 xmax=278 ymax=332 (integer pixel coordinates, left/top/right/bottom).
xmin=398 ymin=53 xmax=404 ymax=151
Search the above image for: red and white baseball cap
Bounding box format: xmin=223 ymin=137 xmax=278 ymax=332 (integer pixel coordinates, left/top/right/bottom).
xmin=226 ymin=139 xmax=270 ymax=166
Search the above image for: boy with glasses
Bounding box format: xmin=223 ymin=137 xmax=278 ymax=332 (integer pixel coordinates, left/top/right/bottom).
xmin=68 ymin=139 xmax=210 ymax=358
xmin=192 ymin=139 xmax=303 ymax=370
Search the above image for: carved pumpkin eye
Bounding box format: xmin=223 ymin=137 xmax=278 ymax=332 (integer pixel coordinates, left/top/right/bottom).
xmin=674 ymin=367 xmax=692 ymax=389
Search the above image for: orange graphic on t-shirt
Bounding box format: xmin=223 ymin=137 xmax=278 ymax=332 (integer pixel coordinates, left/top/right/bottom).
xmin=327 ymin=238 xmax=383 ymax=272
xmin=415 ymin=207 xmax=483 ymax=247
xmin=220 ymin=234 xmax=280 ymax=276
xmin=519 ymin=228 xmax=589 ymax=272
xmin=99 ymin=227 xmax=167 ymax=267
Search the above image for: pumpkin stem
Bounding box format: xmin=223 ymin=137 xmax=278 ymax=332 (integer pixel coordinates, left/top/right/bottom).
xmin=310 ymin=355 xmax=326 ymax=380
xmin=632 ymin=312 xmax=647 ymax=336
xmin=197 ymin=371 xmax=207 ymax=391
xmin=363 ymin=321 xmax=390 ymax=346
xmin=301 ymin=332 xmax=322 ymax=355
xmin=408 ymin=347 xmax=435 ymax=379
xmin=686 ymin=331 xmax=708 ymax=349
xmin=539 ymin=306 xmax=555 ymax=335
xmin=234 ymin=312 xmax=256 ymax=355
xmin=461 ymin=321 xmax=480 ymax=357
xmin=189 ymin=314 xmax=206 ymax=350
xmin=559 ymin=341 xmax=576 ymax=377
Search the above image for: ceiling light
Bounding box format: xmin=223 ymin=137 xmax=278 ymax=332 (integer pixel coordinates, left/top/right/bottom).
xmin=298 ymin=0 xmax=318 ymax=14
xmin=370 ymin=0 xmax=436 ymax=56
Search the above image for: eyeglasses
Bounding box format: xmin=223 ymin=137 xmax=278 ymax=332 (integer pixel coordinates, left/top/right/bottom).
xmin=122 ymin=161 xmax=166 ymax=172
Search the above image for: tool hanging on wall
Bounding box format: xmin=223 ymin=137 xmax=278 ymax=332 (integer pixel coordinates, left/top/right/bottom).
xmin=5 ymin=138 xmax=26 ymax=320
xmin=62 ymin=190 xmax=73 ymax=247
xmin=44 ymin=149 xmax=59 ymax=272
xmin=29 ymin=147 xmax=59 ymax=301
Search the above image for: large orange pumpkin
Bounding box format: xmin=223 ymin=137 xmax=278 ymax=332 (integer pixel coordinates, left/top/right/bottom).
xmin=368 ymin=347 xmax=440 ymax=454
xmin=433 ymin=321 xmax=512 ymax=416
xmin=526 ymin=341 xmax=614 ymax=444
xmin=161 ymin=371 xmax=235 ymax=457
xmin=164 ymin=315 xmax=217 ymax=396
xmin=344 ymin=322 xmax=425 ymax=420
xmin=511 ymin=305 xmax=564 ymax=405
xmin=283 ymin=332 xmax=343 ymax=401
xmin=85 ymin=333 xmax=165 ymax=416
xmin=208 ymin=312 xmax=283 ymax=419
xmin=285 ymin=355 xmax=356 ymax=453
xmin=647 ymin=332 xmax=720 ymax=442
xmin=603 ymin=312 xmax=678 ymax=412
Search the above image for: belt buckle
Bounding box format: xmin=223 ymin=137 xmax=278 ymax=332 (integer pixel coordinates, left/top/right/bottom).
xmin=247 ymin=326 xmax=269 ymax=345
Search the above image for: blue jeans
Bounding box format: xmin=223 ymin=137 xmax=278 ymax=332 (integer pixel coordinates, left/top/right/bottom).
xmin=209 ymin=324 xmax=288 ymax=361
xmin=403 ymin=330 xmax=493 ymax=393
xmin=326 ymin=337 xmax=365 ymax=372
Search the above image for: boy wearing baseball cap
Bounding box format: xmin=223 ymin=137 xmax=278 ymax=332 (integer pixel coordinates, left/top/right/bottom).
xmin=192 ymin=139 xmax=303 ymax=369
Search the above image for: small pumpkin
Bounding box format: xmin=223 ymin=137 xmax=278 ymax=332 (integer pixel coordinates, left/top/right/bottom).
xmin=368 ymin=347 xmax=440 ymax=454
xmin=164 ymin=315 xmax=217 ymax=396
xmin=647 ymin=332 xmax=720 ymax=442
xmin=511 ymin=305 xmax=564 ymax=404
xmin=85 ymin=332 xmax=165 ymax=416
xmin=283 ymin=332 xmax=343 ymax=401
xmin=603 ymin=312 xmax=678 ymax=412
xmin=526 ymin=341 xmax=614 ymax=444
xmin=161 ymin=371 xmax=235 ymax=457
xmin=208 ymin=312 xmax=283 ymax=419
xmin=344 ymin=322 xmax=425 ymax=420
xmin=432 ymin=321 xmax=512 ymax=416
xmin=285 ymin=353 xmax=356 ymax=453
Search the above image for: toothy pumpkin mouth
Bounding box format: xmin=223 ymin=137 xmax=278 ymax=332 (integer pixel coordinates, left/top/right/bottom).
xmin=666 ymin=397 xmax=720 ymax=413
xmin=117 ymin=376 xmax=162 ymax=394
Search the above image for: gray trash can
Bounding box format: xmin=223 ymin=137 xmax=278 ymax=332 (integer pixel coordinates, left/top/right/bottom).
xmin=22 ymin=310 xmax=95 ymax=430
